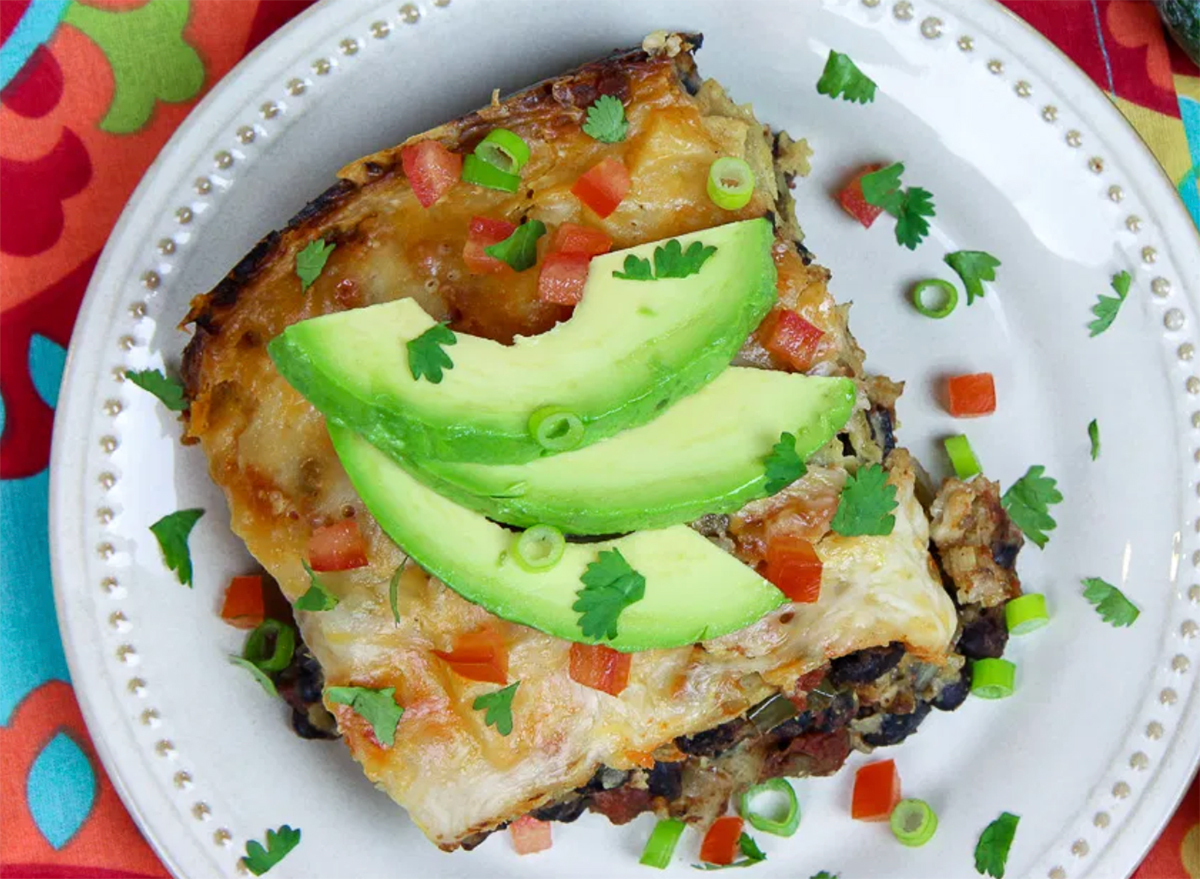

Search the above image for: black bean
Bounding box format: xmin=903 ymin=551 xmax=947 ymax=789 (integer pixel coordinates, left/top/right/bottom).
xmin=862 ymin=702 xmax=932 ymax=747
xmin=991 ymin=539 xmax=1021 ymax=570
xmin=675 ymin=717 xmax=749 ymax=757
xmin=932 ymin=666 xmax=972 ymax=712
xmin=647 ymin=761 xmax=683 ymax=800
xmin=531 ymin=796 xmax=588 ymax=823
xmin=838 ymin=433 xmax=856 ymax=456
xmin=868 ymin=406 xmax=897 ymax=456
xmin=828 ymin=643 xmax=905 ymax=686
xmin=290 ymin=706 xmax=338 ymax=740
xmin=958 ymin=607 xmax=1009 ymax=660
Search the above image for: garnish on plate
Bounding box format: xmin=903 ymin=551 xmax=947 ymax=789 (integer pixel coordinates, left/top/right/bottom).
xmin=326 ymin=685 xmax=404 ymax=746
xmin=473 ymin=681 xmax=520 ymax=735
xmin=859 ymin=162 xmax=936 ymax=249
xmin=474 ymin=128 xmax=531 ymax=175
xmin=695 ymin=830 xmax=767 ymax=870
xmin=739 ymin=778 xmax=800 ymax=837
xmin=149 ymin=508 xmax=204 ymax=587
xmin=573 ymin=548 xmax=646 ymax=640
xmin=1088 ymin=418 xmax=1100 ymax=460
xmin=295 ymin=560 xmax=339 ymax=611
xmin=582 ymin=94 xmax=628 ymax=143
xmin=763 ymin=431 xmax=806 ymax=495
xmin=890 ymin=798 xmax=938 ymax=847
xmin=1082 ymin=577 xmax=1140 ymax=627
xmin=296 ymin=238 xmax=335 ymax=292
xmin=484 ymin=220 xmax=548 ymax=272
xmin=406 ymin=322 xmax=457 ymax=384
xmin=708 ymin=157 xmax=756 ymax=211
xmin=125 ymin=368 xmax=187 ymax=411
xmin=229 ymin=656 xmax=279 ymax=698
xmin=242 ymin=825 xmax=301 ymax=876
xmin=944 ymin=434 xmax=982 ymax=479
xmin=640 ymin=818 xmax=686 ymax=869
xmin=613 ymin=238 xmax=716 ymax=281
xmin=911 ymin=278 xmax=958 ymax=319
xmin=970 ymin=657 xmax=1016 ymax=699
xmin=1088 ymin=270 xmax=1132 ymax=337
xmin=974 ymin=811 xmax=1020 ymax=878
xmin=815 ymin=50 xmax=877 ymax=104
xmin=830 ymin=463 xmax=897 ymax=537
xmin=1001 ymin=465 xmax=1062 ymax=548
xmin=1005 ymin=593 xmax=1050 ymax=635
xmin=945 ymin=250 xmax=1001 ymax=305
xmin=946 ymin=372 xmax=997 ymax=418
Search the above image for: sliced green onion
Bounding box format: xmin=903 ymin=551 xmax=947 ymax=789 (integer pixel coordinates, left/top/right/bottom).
xmin=738 ymin=778 xmax=800 ymax=837
xmin=890 ymin=798 xmax=938 ymax=847
xmin=747 ymin=693 xmax=799 ymax=734
xmin=528 ymin=405 xmax=585 ymax=452
xmin=970 ymin=658 xmax=1016 ymax=699
xmin=639 ymin=818 xmax=686 ymax=869
xmin=944 ymin=434 xmax=982 ymax=479
xmin=475 ymin=128 xmax=530 ymax=175
xmin=243 ymin=619 xmax=296 ymax=672
xmin=1005 ymin=593 xmax=1049 ymax=635
xmin=707 ymin=157 xmax=755 ymax=210
xmin=462 ymin=154 xmax=520 ymax=192
xmin=513 ymin=525 xmax=566 ymax=572
xmin=911 ymin=278 xmax=958 ymax=319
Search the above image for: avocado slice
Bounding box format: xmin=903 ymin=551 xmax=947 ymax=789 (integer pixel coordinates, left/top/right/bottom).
xmin=328 ymin=424 xmax=786 ymax=651
xmin=397 ymin=368 xmax=856 ymax=533
xmin=270 ymin=219 xmax=776 ymax=464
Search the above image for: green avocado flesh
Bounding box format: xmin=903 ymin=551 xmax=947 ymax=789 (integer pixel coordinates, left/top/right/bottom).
xmin=329 ymin=424 xmax=786 ymax=652
xmin=398 ymin=368 xmax=856 ymax=533
xmin=269 ymin=219 xmax=776 ymax=464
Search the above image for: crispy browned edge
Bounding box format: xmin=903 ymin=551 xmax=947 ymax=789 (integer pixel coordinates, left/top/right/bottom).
xmin=178 ymin=34 xmax=704 ymax=403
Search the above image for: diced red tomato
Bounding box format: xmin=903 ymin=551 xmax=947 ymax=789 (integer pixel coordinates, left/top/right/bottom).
xmin=761 ymin=308 xmax=825 ymax=372
xmin=220 ymin=575 xmax=265 ymax=629
xmin=568 ymin=642 xmax=632 ymax=696
xmin=700 ymin=816 xmax=745 ymax=866
xmin=571 ymin=157 xmax=631 ymax=219
xmin=851 ymin=759 xmax=902 ymax=821
xmin=537 ymin=252 xmax=591 ymax=306
xmin=550 ymin=222 xmax=613 ymax=256
xmin=764 ymin=535 xmax=823 ymax=603
xmin=307 ymin=520 xmax=368 ymax=572
xmin=433 ymin=626 xmax=509 ymax=685
xmin=463 ymin=215 xmax=517 ymax=275
xmin=946 ymin=372 xmax=997 ymax=418
xmin=838 ymin=163 xmax=886 ymax=228
xmin=510 ymin=815 xmax=552 ymax=855
xmin=400 ymin=140 xmax=462 ymax=208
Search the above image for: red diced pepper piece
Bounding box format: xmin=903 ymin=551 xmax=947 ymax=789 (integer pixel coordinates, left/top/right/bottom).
xmin=571 ymin=157 xmax=631 ymax=219
xmin=761 ymin=308 xmax=825 ymax=372
xmin=947 ymin=372 xmax=997 ymax=418
xmin=764 ymin=535 xmax=823 ymax=603
xmin=568 ymin=642 xmax=632 ymax=696
xmin=851 ymin=759 xmax=902 ymax=821
xmin=307 ymin=519 xmax=368 ymax=572
xmin=400 ymin=140 xmax=462 ymax=208
xmin=537 ymin=251 xmax=592 ymax=306
xmin=838 ymin=163 xmax=886 ymax=228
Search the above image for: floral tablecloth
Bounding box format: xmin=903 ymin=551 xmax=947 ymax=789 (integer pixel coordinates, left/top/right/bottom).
xmin=0 ymin=1 xmax=1197 ymax=877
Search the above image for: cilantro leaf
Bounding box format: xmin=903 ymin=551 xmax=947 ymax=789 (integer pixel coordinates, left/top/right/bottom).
xmin=613 ymin=254 xmax=654 ymax=280
xmin=472 ymin=681 xmax=520 ymax=735
xmin=811 ymin=874 xmax=839 ymax=879
xmin=945 ymin=250 xmax=1001 ymax=305
xmin=296 ymin=239 xmax=335 ymax=292
xmin=125 ymin=368 xmax=187 ymax=411
xmin=1088 ymin=418 xmax=1100 ymax=461
xmin=582 ymin=94 xmax=628 ymax=143
xmin=893 ymin=186 xmax=936 ymax=249
xmin=573 ymin=548 xmax=646 ymax=640
xmin=295 ymin=560 xmax=339 ymax=611
xmin=859 ymin=162 xmax=905 ymax=210
xmin=815 ymin=50 xmax=877 ymax=103
xmin=693 ymin=833 xmax=768 ymax=870
xmin=1000 ymin=465 xmax=1062 ymax=549
xmin=388 ymin=560 xmax=406 ymax=625
xmin=1082 ymin=577 xmax=1140 ymax=627
xmin=229 ymin=656 xmax=278 ymax=698
xmin=242 ymin=825 xmax=301 ymax=876
xmin=484 ymin=220 xmax=547 ymax=272
xmin=406 ymin=322 xmax=457 ymax=384
xmin=325 ymin=685 xmax=404 ymax=746
xmin=764 ymin=432 xmax=807 ymax=494
xmin=149 ymin=508 xmax=204 ymax=587
xmin=612 ymin=239 xmax=716 ymax=281
xmin=974 ymin=812 xmax=1019 ymax=878
xmin=1088 ymin=270 xmax=1131 ymax=337
xmin=830 ymin=464 xmax=897 ymax=536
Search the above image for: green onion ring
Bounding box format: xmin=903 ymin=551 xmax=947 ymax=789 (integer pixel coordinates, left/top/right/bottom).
xmin=943 ymin=434 xmax=982 ymax=479
xmin=738 ymin=778 xmax=800 ymax=837
xmin=528 ymin=405 xmax=585 ymax=452
xmin=475 ymin=128 xmax=531 ymax=175
xmin=890 ymin=798 xmax=938 ymax=847
xmin=461 ymin=154 xmax=521 ymax=192
xmin=639 ymin=818 xmax=686 ymax=869
xmin=1005 ymin=593 xmax=1050 ymax=635
xmin=513 ymin=525 xmax=566 ymax=573
xmin=911 ymin=278 xmax=959 ymax=319
xmin=243 ymin=619 xmax=296 ymax=672
xmin=707 ymin=157 xmax=755 ymax=210
xmin=970 ymin=658 xmax=1016 ymax=699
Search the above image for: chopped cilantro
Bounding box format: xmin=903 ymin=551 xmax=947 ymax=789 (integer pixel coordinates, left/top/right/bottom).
xmin=1088 ymin=270 xmax=1131 ymax=337
xmin=1088 ymin=419 xmax=1100 ymax=461
xmin=1082 ymin=577 xmax=1140 ymax=627
xmin=473 ymin=681 xmax=520 ymax=736
xmin=325 ymin=685 xmax=404 ymax=746
xmin=484 ymin=220 xmax=547 ymax=272
xmin=229 ymin=656 xmax=278 ymax=698
xmin=815 ymin=50 xmax=877 ymax=103
xmin=242 ymin=825 xmax=301 ymax=876
xmin=974 ymin=812 xmax=1019 ymax=878
xmin=811 ymin=874 xmax=839 ymax=879
xmin=295 ymin=560 xmax=339 ymax=611
xmin=582 ymin=94 xmax=628 ymax=143
xmin=859 ymin=162 xmax=905 ymax=206
xmin=406 ymin=322 xmax=457 ymax=384
xmin=613 ymin=239 xmax=716 ymax=281
xmin=1001 ymin=466 xmax=1062 ymax=549
xmin=763 ymin=432 xmax=807 ymax=495
xmin=693 ymin=833 xmax=768 ymax=870
xmin=296 ymin=238 xmax=335 ymax=292
xmin=830 ymin=464 xmax=897 ymax=537
xmin=125 ymin=368 xmax=187 ymax=411
xmin=388 ymin=560 xmax=406 ymax=625
xmin=149 ymin=508 xmax=204 ymax=587
xmin=860 ymin=162 xmax=936 ymax=249
xmin=573 ymin=548 xmax=646 ymax=641
xmin=945 ymin=250 xmax=1001 ymax=305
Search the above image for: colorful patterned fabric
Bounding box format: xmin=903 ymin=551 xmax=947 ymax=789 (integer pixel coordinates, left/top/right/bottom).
xmin=0 ymin=2 xmax=1196 ymax=877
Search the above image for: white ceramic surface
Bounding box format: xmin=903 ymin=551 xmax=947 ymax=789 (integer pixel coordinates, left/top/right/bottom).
xmin=49 ymin=1 xmax=1200 ymax=877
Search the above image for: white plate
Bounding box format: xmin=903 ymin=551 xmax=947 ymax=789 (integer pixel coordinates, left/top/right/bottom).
xmin=49 ymin=1 xmax=1200 ymax=877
